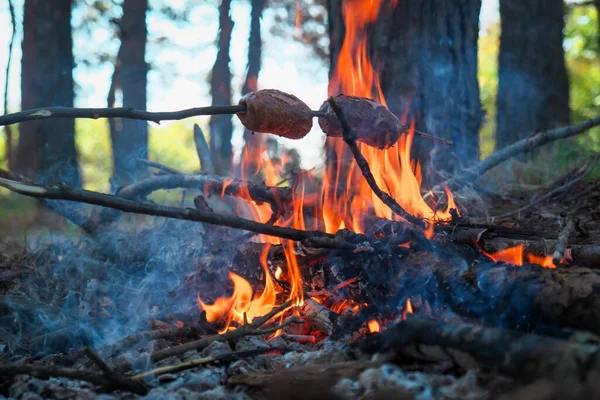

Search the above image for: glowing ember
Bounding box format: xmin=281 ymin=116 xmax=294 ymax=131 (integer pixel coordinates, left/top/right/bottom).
xmin=197 ymin=245 xmax=279 ymax=333
xmin=367 ymin=319 xmax=380 ymax=333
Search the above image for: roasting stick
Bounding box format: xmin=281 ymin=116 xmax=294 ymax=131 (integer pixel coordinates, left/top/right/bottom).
xmin=0 ymin=103 xmax=322 ymax=126
xmin=0 ymin=89 xmax=450 ymax=147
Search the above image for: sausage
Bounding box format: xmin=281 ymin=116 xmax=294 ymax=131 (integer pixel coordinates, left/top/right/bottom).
xmin=237 ymin=89 xmax=313 ymax=139
xmin=318 ymin=95 xmax=403 ymax=149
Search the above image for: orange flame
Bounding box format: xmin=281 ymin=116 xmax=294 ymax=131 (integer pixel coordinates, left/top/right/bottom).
xmin=526 ymin=254 xmax=557 ymax=269
xmin=198 ymin=245 xmax=281 ymax=333
xmin=367 ymin=319 xmax=380 ymax=333
xmin=481 ymin=244 xmax=558 ymax=269
xmin=481 ymin=244 xmax=524 ymax=266
xmin=323 ymin=0 xmax=459 ymax=234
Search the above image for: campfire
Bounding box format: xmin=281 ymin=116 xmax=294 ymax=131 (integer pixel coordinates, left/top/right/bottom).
xmin=3 ymin=0 xmax=600 ymax=399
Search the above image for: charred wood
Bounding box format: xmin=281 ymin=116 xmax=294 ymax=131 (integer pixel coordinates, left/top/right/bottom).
xmin=358 ymin=317 xmax=600 ymax=383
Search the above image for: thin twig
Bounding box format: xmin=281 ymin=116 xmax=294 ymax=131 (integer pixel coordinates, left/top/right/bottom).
xmin=0 ymin=104 xmax=326 ymax=127
xmin=83 ymin=347 xmax=149 ymax=393
xmin=327 ymin=97 xmax=425 ymax=229
xmin=131 ymin=348 xmax=287 ymax=381
xmin=0 ymin=104 xmax=247 ymax=127
xmin=144 ymin=310 xmax=300 ymax=366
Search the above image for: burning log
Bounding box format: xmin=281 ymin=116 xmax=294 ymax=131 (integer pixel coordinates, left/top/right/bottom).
xmin=357 ymin=316 xmax=600 ymax=383
xmin=237 ymin=89 xmax=314 ymax=139
xmin=433 ymin=256 xmax=600 ymax=336
xmin=318 ymin=95 xmax=403 ymax=149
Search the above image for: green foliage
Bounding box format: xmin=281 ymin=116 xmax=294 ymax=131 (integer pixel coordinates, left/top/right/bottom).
xmin=478 ymin=6 xmax=600 ymax=180
xmin=478 ymin=21 xmax=500 ymax=160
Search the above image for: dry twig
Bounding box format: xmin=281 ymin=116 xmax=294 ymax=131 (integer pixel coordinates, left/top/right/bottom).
xmin=327 ymin=97 xmax=425 ymax=229
xmin=143 ymin=312 xmax=301 ymax=366
xmin=0 ymin=173 xmax=345 ymax=245
xmin=0 ymin=104 xmax=247 ymax=127
xmin=131 ymin=348 xmax=287 ymax=381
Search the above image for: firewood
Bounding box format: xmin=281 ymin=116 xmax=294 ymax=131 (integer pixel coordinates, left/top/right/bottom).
xmin=357 ymin=316 xmax=600 ymax=383
xmin=319 ymin=94 xmax=404 ymax=149
xmin=237 ymin=89 xmax=314 ymax=139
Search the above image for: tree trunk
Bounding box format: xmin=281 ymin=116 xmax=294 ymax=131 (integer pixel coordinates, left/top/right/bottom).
xmin=496 ymin=0 xmax=570 ymax=150
xmin=110 ymin=0 xmax=149 ymax=187
xmin=326 ymin=0 xmax=483 ymax=175
xmin=240 ymin=0 xmax=265 ymax=176
xmin=209 ymin=0 xmax=234 ymax=175
xmin=16 ymin=0 xmax=81 ymax=187
xmin=379 ymin=0 xmax=483 ymax=174
xmin=242 ymin=0 xmax=264 ymax=96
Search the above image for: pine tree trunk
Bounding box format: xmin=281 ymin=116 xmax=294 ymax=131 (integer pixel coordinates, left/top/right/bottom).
xmin=110 ymin=0 xmax=149 ymax=186
xmin=209 ymin=0 xmax=234 ymax=175
xmin=496 ymin=0 xmax=570 ymax=150
xmin=326 ymin=0 xmax=483 ymax=175
xmin=378 ymin=0 xmax=483 ymax=174
xmin=16 ymin=0 xmax=81 ymax=187
xmin=240 ymin=0 xmax=265 ymax=175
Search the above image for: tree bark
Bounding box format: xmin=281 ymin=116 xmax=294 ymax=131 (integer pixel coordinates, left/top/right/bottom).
xmin=378 ymin=0 xmax=483 ymax=174
xmin=16 ymin=0 xmax=81 ymax=187
xmin=240 ymin=0 xmax=266 ymax=176
xmin=110 ymin=0 xmax=149 ymax=187
xmin=326 ymin=0 xmax=483 ymax=175
xmin=496 ymin=0 xmax=570 ymax=150
xmin=209 ymin=0 xmax=234 ymax=175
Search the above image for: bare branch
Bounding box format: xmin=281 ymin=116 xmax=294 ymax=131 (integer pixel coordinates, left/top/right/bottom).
xmin=0 ymin=104 xmax=247 ymax=127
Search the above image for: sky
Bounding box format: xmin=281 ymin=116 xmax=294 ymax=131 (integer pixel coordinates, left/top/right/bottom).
xmin=0 ymin=0 xmax=500 ymax=169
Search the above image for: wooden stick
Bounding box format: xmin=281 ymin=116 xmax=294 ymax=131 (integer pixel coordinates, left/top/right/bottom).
xmin=439 ymin=115 xmax=600 ymax=192
xmin=114 ymin=301 xmax=297 ymax=371
xmin=327 ymin=97 xmax=425 ymax=229
xmin=0 ymin=174 xmax=345 ymax=244
xmin=131 ymin=348 xmax=286 ymax=381
xmin=146 ymin=315 xmax=301 ymax=366
xmin=0 ymin=104 xmax=247 ymax=127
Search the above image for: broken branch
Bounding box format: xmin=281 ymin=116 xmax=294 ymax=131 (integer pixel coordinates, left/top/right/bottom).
xmin=327 ymin=97 xmax=425 ymax=229
xmin=0 ymin=174 xmax=337 ymax=243
xmin=440 ymin=115 xmax=600 ymax=191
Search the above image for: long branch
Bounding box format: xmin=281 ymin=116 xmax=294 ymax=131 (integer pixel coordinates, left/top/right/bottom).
xmin=116 ymin=171 xmax=292 ymax=207
xmin=0 ymin=104 xmax=247 ymax=127
xmin=327 ymin=97 xmax=425 ymax=229
xmin=0 ymin=174 xmax=336 ymax=243
xmin=442 ymin=115 xmax=600 ymax=191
